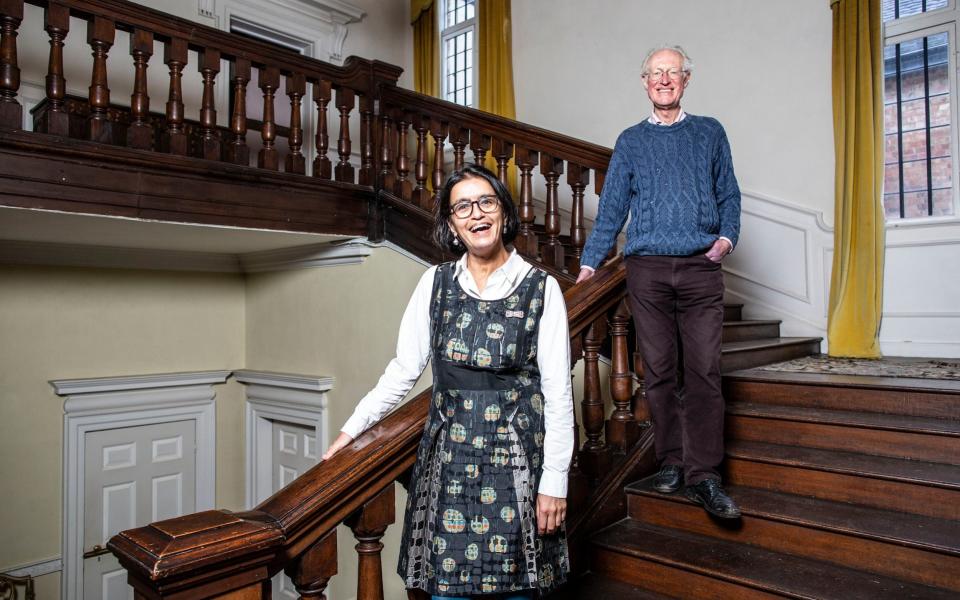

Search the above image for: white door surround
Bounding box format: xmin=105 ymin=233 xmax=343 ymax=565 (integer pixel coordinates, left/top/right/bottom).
xmin=52 ymin=371 xmax=228 ymax=600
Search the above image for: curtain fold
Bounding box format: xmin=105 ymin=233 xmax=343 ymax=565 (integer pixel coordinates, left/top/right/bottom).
xmin=478 ymin=0 xmax=518 ymax=194
xmin=827 ymin=0 xmax=885 ymax=358
xmin=412 ymin=0 xmax=439 ymax=97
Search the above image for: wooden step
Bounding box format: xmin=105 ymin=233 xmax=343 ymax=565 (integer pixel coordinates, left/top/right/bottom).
xmin=725 ymin=440 xmax=960 ymax=520
xmin=723 ymin=303 xmax=743 ymax=321
xmin=591 ymin=519 xmax=956 ymax=599
xmin=721 ymin=320 xmax=781 ymax=343
xmin=726 ymin=401 xmax=960 ymax=464
xmin=723 ymin=371 xmax=960 ymax=420
xmin=720 ymin=337 xmax=822 ymax=372
xmin=625 ymin=477 xmax=960 ymax=591
xmin=550 ymin=572 xmax=678 ymax=599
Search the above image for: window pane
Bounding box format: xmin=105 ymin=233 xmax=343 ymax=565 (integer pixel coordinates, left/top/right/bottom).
xmin=933 ymin=188 xmax=955 ymax=215
xmin=885 ymin=133 xmax=901 ymax=164
xmin=932 ymin=156 xmax=952 ymax=188
xmin=883 ymin=0 xmax=949 ymax=22
xmin=884 ymin=163 xmax=901 ymax=195
xmin=904 ymin=190 xmax=929 ymax=218
xmin=902 ymin=129 xmax=928 ymax=161
xmin=466 ymin=86 xmax=473 ymax=107
xmin=902 ymin=158 xmax=927 ymax=192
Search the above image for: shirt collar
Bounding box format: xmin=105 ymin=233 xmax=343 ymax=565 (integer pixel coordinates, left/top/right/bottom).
xmin=648 ymin=109 xmax=686 ymax=126
xmin=453 ymin=249 xmax=525 ymax=287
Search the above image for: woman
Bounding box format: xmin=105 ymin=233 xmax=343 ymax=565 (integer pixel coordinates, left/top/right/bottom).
xmin=323 ymin=165 xmax=573 ymax=599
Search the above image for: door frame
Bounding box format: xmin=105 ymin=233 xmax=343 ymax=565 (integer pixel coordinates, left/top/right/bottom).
xmin=52 ymin=371 xmax=228 ymax=600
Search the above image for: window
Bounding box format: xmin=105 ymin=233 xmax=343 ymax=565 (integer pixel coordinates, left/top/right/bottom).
xmin=440 ymin=0 xmax=477 ymax=107
xmin=883 ymin=0 xmax=958 ymax=219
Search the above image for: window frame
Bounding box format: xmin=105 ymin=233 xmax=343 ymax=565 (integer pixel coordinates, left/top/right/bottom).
xmin=883 ymin=0 xmax=960 ymax=225
xmin=439 ymin=0 xmax=479 ymax=108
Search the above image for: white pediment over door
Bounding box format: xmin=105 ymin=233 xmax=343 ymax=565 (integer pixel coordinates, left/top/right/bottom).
xmin=209 ymin=0 xmax=366 ymax=63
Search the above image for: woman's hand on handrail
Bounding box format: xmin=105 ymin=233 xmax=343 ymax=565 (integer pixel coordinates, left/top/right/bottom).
xmin=321 ymin=431 xmax=354 ymax=461
xmin=536 ymin=494 xmax=567 ymax=535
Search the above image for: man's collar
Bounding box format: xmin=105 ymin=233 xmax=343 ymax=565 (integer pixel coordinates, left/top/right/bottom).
xmin=649 ymin=109 xmax=687 ymax=126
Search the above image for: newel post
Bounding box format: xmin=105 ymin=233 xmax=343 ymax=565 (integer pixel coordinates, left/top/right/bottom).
xmin=346 ymin=483 xmax=396 ymax=600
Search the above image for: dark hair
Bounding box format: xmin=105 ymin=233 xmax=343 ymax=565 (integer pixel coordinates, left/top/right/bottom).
xmin=432 ymin=165 xmax=520 ymax=256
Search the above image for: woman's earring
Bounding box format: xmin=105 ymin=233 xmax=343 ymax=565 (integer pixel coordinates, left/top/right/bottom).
xmin=452 ymin=235 xmax=460 ymax=246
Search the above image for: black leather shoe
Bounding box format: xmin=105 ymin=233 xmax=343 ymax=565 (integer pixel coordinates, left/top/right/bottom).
xmin=652 ymin=464 xmax=683 ymax=493
xmin=685 ymin=479 xmax=741 ymax=519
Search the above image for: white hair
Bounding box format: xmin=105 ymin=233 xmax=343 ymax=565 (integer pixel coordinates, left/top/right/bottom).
xmin=641 ymin=44 xmax=694 ymax=76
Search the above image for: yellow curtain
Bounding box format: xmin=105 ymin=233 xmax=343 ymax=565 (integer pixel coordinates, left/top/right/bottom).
xmin=827 ymin=0 xmax=885 ymax=358
xmin=411 ymin=0 xmax=439 ymax=97
xmin=478 ymin=0 xmax=518 ymax=194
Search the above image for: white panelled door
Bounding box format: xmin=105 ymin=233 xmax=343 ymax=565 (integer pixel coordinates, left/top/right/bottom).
xmin=271 ymin=420 xmax=318 ymax=600
xmin=83 ymin=421 xmax=196 ymax=600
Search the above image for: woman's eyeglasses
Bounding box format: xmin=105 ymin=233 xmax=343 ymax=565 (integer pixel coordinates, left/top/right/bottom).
xmin=451 ymin=196 xmax=500 ymax=218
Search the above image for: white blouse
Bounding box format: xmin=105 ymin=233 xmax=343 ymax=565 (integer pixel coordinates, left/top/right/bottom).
xmin=341 ymin=250 xmax=575 ymax=498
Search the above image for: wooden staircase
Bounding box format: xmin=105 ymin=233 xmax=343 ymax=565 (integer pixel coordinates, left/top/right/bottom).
xmin=565 ymin=369 xmax=960 ymax=598
xmin=719 ymin=304 xmax=820 ymax=373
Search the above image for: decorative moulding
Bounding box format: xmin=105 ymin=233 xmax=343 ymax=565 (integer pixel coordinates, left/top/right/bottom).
xmin=234 ymin=369 xmax=334 ymax=392
xmin=240 ymin=239 xmax=373 ymax=272
xmin=52 ymin=370 xmax=232 ymax=398
xmin=2 ymin=557 xmax=63 ymax=578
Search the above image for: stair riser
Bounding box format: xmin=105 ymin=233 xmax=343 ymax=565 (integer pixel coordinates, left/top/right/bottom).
xmin=723 ymin=305 xmax=743 ymax=321
xmin=722 ymin=323 xmax=781 ymax=343
xmin=727 ymin=415 xmax=960 ymax=465
xmin=723 ymin=380 xmax=960 ymax=420
xmin=726 ymin=458 xmax=960 ymax=520
xmin=721 ymin=341 xmax=821 ymax=373
xmin=628 ymin=494 xmax=960 ymax=591
xmin=592 ymin=547 xmax=783 ymax=600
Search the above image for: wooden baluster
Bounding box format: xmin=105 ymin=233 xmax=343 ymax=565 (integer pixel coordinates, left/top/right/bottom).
xmin=334 ymin=86 xmax=355 ymax=182
xmin=38 ymin=2 xmax=69 ymax=136
xmin=197 ymin=48 xmax=220 ymax=161
xmin=411 ymin=114 xmax=430 ymax=208
xmin=378 ymin=110 xmax=395 ymax=191
xmin=287 ymin=530 xmax=338 ymax=600
xmin=0 ymin=0 xmax=23 ymax=130
xmin=567 ymin=163 xmax=590 ymax=273
xmin=579 ymin=317 xmax=609 ymax=479
xmin=607 ymin=300 xmax=638 ymax=451
xmin=394 ymin=112 xmax=412 ymax=200
xmin=125 ymin=30 xmax=153 ymax=149
xmin=448 ymin=124 xmax=468 ymax=172
xmin=162 ymin=37 xmax=188 ymax=155
xmin=430 ymin=117 xmax=448 ymax=206
xmin=359 ymin=94 xmax=375 ymax=185
xmin=86 ymin=16 xmax=114 ymax=143
xmin=285 ymin=73 xmax=306 ymax=174
xmin=492 ymin=138 xmax=514 ymax=188
xmin=513 ymin=146 xmax=539 ymax=258
xmin=540 ymin=155 xmax=565 ymax=268
xmin=633 ymin=350 xmax=650 ymax=423
xmin=346 ymin=484 xmax=395 ymax=600
xmin=225 ymin=58 xmax=250 ymax=165
xmin=312 ymin=79 xmax=331 ymax=178
xmin=469 ymin=131 xmax=490 ymax=166
xmin=257 ymin=66 xmax=279 ymax=170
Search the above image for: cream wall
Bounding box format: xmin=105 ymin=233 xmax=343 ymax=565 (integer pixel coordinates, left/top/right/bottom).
xmin=0 ymin=265 xmax=246 ymax=589
xmin=245 ymin=246 xmax=430 ymax=600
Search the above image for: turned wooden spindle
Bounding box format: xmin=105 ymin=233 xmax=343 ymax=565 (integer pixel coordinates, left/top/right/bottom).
xmin=430 ymin=117 xmax=448 ymax=205
xmin=514 ymin=146 xmax=540 ymax=258
xmin=37 ymin=2 xmax=70 ymax=136
xmin=379 ymin=111 xmax=395 ymax=191
xmin=334 ymin=86 xmax=355 ymax=182
xmin=395 ymin=112 xmax=412 ymax=200
xmin=225 ymin=58 xmax=250 ymax=165
xmin=540 ymin=155 xmax=565 ymax=269
xmin=197 ymin=48 xmax=221 ymax=161
xmin=359 ymin=94 xmax=375 ymax=185
xmin=411 ymin=114 xmax=430 ymax=208
xmin=469 ymin=131 xmax=490 ymax=166
xmin=285 ymin=73 xmax=306 ymax=174
xmin=632 ymin=350 xmax=650 ymax=423
xmin=0 ymin=0 xmax=23 ymax=130
xmin=579 ymin=317 xmax=610 ymax=480
xmin=162 ymin=37 xmax=188 ymax=155
xmin=312 ymin=79 xmax=332 ymax=179
xmin=286 ymin=530 xmax=338 ymax=600
xmin=607 ymin=300 xmax=638 ymax=451
xmin=448 ymin=124 xmax=468 ymax=172
xmin=346 ymin=484 xmax=395 ymax=600
xmin=257 ymin=66 xmax=280 ymax=170
xmin=567 ymin=163 xmax=590 ymax=272
xmin=492 ymin=138 xmax=514 ymax=187
xmin=86 ymin=16 xmax=114 ymax=143
xmin=125 ymin=29 xmax=153 ymax=149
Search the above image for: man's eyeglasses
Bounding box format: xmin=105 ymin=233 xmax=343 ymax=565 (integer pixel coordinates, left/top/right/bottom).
xmin=451 ymin=196 xmax=499 ymax=218
xmin=644 ymin=68 xmax=686 ymax=82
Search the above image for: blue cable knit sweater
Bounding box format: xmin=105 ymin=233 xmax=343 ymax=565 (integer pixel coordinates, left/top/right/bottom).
xmin=580 ymin=115 xmax=741 ymax=269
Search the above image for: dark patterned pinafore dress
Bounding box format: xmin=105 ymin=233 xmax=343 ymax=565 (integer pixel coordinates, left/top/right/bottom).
xmin=397 ymin=262 xmax=570 ymax=597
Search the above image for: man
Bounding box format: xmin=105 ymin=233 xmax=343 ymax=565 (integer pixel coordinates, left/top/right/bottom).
xmin=577 ymin=45 xmax=741 ymax=519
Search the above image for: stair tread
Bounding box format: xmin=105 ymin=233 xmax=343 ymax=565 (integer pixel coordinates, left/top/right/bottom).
xmin=592 ymin=519 xmax=956 ymax=599
xmin=552 ymin=572 xmax=676 ymax=599
xmin=724 ymin=368 xmax=960 ymax=394
xmin=728 ymin=401 xmax=960 ymax=436
xmin=721 ymin=337 xmax=823 ymax=353
xmin=625 ymin=476 xmax=960 ymax=556
xmin=727 ymin=440 xmax=960 ymax=489
xmin=723 ymin=319 xmax=781 ymax=327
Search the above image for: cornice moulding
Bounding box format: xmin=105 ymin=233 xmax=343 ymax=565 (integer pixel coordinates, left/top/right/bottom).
xmin=51 ymin=370 xmax=232 ymax=397
xmin=234 ymin=369 xmax=335 ymax=392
